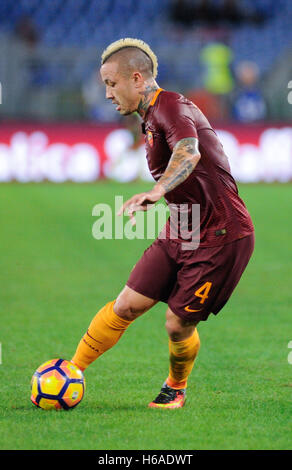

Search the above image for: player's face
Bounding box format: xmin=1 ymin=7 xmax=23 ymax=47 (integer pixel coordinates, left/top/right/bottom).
xmin=100 ymin=62 xmax=139 ymax=116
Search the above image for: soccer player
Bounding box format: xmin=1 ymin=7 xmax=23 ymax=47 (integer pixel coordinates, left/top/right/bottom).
xmin=71 ymin=38 xmax=254 ymax=409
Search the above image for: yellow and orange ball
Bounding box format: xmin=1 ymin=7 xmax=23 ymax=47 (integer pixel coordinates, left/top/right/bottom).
xmin=31 ymin=359 xmax=85 ymax=410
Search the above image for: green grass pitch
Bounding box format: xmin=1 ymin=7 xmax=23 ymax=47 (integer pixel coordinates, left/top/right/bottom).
xmin=0 ymin=181 xmax=291 ymax=450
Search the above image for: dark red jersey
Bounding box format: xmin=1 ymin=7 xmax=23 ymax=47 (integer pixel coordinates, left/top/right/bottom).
xmin=142 ymin=89 xmax=254 ymax=247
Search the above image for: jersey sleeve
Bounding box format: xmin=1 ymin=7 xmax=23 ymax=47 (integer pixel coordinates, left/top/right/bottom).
xmin=158 ymin=95 xmax=198 ymax=151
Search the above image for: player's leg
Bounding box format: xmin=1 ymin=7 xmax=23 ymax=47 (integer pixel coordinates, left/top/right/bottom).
xmin=149 ymin=308 xmax=200 ymax=409
xmin=71 ymin=286 xmax=157 ymax=371
xmin=165 ymin=307 xmax=200 ymax=389
xmin=148 ymin=233 xmax=255 ymax=408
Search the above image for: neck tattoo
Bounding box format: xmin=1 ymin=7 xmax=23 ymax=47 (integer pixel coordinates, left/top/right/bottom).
xmin=137 ymin=83 xmax=159 ymax=119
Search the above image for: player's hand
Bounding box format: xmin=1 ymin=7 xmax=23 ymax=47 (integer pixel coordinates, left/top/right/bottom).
xmin=117 ymin=185 xmax=165 ymax=226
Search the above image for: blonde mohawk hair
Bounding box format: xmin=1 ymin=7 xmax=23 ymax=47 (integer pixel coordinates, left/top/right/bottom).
xmin=101 ymin=38 xmax=158 ymax=79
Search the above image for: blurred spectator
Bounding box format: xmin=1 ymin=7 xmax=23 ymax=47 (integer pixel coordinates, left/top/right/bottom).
xmin=14 ymin=15 xmax=39 ymax=48
xmin=14 ymin=15 xmax=50 ymax=87
xmin=169 ymin=0 xmax=266 ymax=27
xmin=194 ymin=0 xmax=223 ymax=25
xmin=82 ymin=70 xmax=119 ymax=123
xmin=169 ymin=0 xmax=221 ymax=27
xmin=219 ymin=0 xmax=245 ymax=25
xmin=232 ymin=61 xmax=267 ymax=122
xmin=169 ymin=0 xmax=197 ymax=27
xmin=200 ymin=41 xmax=234 ymax=95
xmin=199 ymin=41 xmax=234 ymax=118
xmin=219 ymin=0 xmax=266 ymax=25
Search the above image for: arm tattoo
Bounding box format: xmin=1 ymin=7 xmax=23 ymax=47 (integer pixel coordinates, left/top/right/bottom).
xmin=137 ymin=84 xmax=159 ymax=118
xmin=157 ymin=137 xmax=200 ymax=193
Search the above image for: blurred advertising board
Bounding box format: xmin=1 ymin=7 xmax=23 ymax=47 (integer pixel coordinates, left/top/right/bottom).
xmin=0 ymin=122 xmax=291 ymax=183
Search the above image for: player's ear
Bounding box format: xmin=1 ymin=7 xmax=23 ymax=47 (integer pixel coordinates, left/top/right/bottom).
xmin=132 ymin=71 xmax=144 ymax=87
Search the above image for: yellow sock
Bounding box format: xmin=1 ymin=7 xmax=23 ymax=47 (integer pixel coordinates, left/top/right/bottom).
xmin=166 ymin=328 xmax=200 ymax=390
xmin=71 ymin=300 xmax=132 ymax=371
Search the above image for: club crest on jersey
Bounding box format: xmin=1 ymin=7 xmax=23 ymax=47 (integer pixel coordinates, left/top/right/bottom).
xmin=147 ymin=131 xmax=154 ymax=147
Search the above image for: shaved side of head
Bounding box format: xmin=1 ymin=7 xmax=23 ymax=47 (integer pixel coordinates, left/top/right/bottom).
xmin=104 ymin=47 xmax=153 ymax=79
xmin=101 ymin=38 xmax=158 ymax=79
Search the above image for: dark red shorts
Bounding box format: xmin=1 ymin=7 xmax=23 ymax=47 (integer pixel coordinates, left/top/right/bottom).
xmin=126 ymin=233 xmax=255 ymax=322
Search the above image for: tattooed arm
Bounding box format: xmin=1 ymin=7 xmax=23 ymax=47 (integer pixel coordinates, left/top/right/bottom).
xmin=154 ymin=137 xmax=200 ymax=195
xmin=117 ymin=137 xmax=200 ymax=225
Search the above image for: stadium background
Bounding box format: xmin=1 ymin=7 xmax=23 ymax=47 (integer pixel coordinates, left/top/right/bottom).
xmin=0 ymin=0 xmax=291 ymax=451
xmin=0 ymin=0 xmax=292 ymax=183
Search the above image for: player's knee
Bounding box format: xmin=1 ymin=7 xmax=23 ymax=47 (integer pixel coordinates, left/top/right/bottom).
xmin=113 ymin=286 xmax=156 ymax=321
xmin=165 ymin=312 xmax=197 ymax=342
xmin=165 ymin=318 xmax=184 ymax=341
xmin=114 ymin=296 xmax=147 ymax=321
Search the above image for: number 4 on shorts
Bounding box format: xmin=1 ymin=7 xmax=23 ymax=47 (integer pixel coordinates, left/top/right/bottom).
xmin=194 ymin=282 xmax=212 ymax=304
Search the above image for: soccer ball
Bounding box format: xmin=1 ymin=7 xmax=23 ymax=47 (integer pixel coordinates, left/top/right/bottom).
xmin=31 ymin=359 xmax=85 ymax=410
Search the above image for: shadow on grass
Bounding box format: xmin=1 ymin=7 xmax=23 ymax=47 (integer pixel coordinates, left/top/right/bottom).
xmin=10 ymin=401 xmax=149 ymax=414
